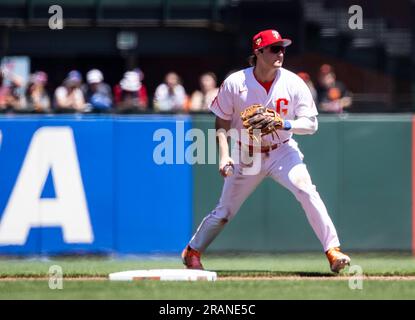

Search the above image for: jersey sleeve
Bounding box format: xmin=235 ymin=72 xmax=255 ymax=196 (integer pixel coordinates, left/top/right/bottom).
xmin=209 ymin=78 xmax=234 ymax=120
xmin=294 ymin=78 xmax=318 ymax=118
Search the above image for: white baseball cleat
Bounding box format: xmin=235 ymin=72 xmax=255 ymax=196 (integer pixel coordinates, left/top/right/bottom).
xmin=325 ymin=247 xmax=351 ymax=273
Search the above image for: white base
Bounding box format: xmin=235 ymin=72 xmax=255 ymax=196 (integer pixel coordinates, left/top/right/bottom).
xmin=108 ymin=269 xmax=217 ymax=281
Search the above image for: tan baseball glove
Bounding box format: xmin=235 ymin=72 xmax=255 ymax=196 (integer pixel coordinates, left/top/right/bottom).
xmin=240 ymin=104 xmax=284 ymax=140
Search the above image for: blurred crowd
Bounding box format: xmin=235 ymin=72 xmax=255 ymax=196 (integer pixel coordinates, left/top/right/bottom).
xmin=0 ymin=64 xmax=351 ymax=115
xmin=297 ymin=64 xmax=352 ymax=114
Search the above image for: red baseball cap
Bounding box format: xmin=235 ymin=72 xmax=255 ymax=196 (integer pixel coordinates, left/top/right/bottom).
xmin=252 ymin=29 xmax=292 ymax=51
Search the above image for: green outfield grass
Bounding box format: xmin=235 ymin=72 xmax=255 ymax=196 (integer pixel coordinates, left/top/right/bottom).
xmin=0 ymin=252 xmax=414 ymax=299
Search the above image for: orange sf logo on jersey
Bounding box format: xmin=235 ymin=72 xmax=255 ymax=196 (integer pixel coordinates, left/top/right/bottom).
xmin=275 ymin=98 xmax=288 ymax=116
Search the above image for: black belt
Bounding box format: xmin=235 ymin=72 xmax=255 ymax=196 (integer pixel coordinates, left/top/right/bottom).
xmin=238 ymin=139 xmax=289 ymax=153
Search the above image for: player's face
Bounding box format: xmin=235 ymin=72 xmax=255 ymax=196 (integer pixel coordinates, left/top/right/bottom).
xmin=261 ymin=45 xmax=285 ymax=68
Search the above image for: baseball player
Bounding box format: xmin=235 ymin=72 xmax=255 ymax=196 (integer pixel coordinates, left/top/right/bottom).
xmin=182 ymin=29 xmax=351 ymax=273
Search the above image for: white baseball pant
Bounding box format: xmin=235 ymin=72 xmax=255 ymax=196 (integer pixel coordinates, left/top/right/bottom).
xmin=189 ymin=139 xmax=340 ymax=252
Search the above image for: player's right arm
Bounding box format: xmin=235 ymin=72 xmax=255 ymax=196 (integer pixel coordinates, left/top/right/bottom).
xmin=209 ymin=76 xmax=236 ymax=177
xmin=215 ymin=116 xmax=234 ymax=177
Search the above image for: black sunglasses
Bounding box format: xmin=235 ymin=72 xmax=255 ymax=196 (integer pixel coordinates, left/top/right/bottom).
xmin=268 ymin=45 xmax=285 ymax=54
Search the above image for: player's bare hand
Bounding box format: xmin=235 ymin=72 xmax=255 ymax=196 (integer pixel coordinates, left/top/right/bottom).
xmin=219 ymin=157 xmax=234 ymax=177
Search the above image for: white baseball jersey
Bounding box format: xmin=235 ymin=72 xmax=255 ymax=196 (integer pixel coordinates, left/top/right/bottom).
xmin=209 ymin=67 xmax=318 ymax=145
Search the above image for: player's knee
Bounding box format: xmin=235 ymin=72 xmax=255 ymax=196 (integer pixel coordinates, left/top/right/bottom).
xmin=292 ymin=175 xmax=312 ymax=191
xmin=291 ymin=175 xmax=316 ymax=197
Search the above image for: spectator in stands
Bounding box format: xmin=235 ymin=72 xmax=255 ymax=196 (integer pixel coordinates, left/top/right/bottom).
xmin=84 ymin=69 xmax=113 ymax=113
xmin=134 ymin=67 xmax=149 ymax=108
xmin=114 ymin=71 xmax=147 ymax=113
xmin=0 ymin=69 xmax=11 ymax=112
xmin=8 ymin=80 xmax=25 ymax=112
xmin=54 ymin=70 xmax=86 ymax=113
xmin=0 ymin=67 xmax=25 ymax=113
xmin=316 ymin=64 xmax=352 ymax=113
xmin=297 ymin=71 xmax=317 ymax=102
xmin=153 ymin=72 xmax=187 ymax=112
xmin=189 ymin=72 xmax=219 ymax=112
xmin=24 ymin=71 xmax=51 ymax=113
xmin=114 ymin=70 xmax=148 ymax=112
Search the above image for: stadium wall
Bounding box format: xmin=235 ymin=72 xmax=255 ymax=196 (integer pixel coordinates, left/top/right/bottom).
xmin=0 ymin=115 xmax=192 ymax=254
xmin=0 ymin=114 xmax=412 ymax=255
xmin=192 ymin=114 xmax=413 ymax=252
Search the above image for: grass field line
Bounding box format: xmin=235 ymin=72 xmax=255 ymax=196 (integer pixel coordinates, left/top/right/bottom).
xmin=219 ymin=275 xmax=415 ymax=281
xmin=1 ymin=275 xmax=415 ymax=281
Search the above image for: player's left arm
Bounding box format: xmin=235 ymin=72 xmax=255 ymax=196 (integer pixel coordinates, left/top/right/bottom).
xmin=283 ymin=75 xmax=319 ymax=135
xmin=283 ymin=116 xmax=318 ymax=135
